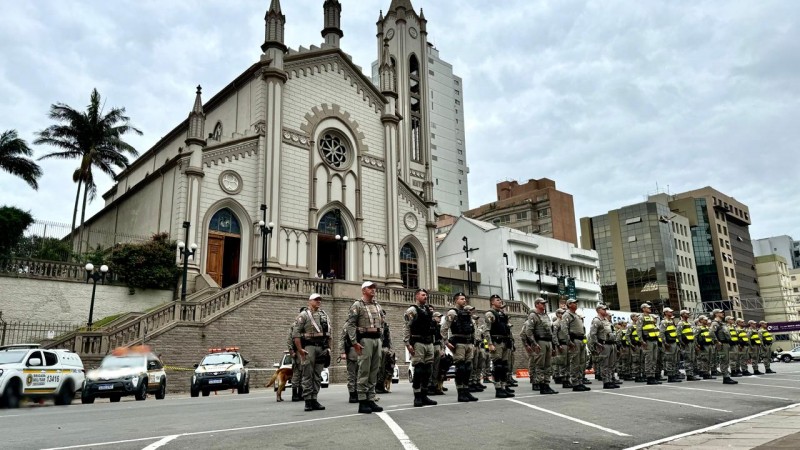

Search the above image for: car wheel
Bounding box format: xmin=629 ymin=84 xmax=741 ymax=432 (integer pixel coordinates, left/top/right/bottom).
xmin=135 ymin=381 xmax=148 ymax=401
xmin=109 ymin=395 xmax=121 ymax=403
xmin=155 ymin=381 xmax=166 ymax=400
xmin=54 ymin=380 xmax=74 ymax=406
xmin=782 ymin=355 xmax=792 ymax=363
xmin=1 ymin=381 xmax=21 ymax=409
xmin=81 ymin=391 xmax=95 ymax=404
xmin=408 ymin=369 xmax=413 ymax=384
xmin=237 ymin=381 xmax=247 ymax=395
xmin=190 ymin=385 xmax=200 ymax=398
xmin=201 ymin=389 xmax=210 ymax=397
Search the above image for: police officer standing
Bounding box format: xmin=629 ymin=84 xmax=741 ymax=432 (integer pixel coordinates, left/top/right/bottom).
xmin=470 ymin=307 xmax=489 ymax=389
xmin=552 ymin=309 xmax=567 ymax=385
xmin=339 ymin=322 xmax=359 ymax=403
xmin=637 ymin=303 xmax=661 ymax=385
xmin=289 ymin=308 xmax=306 ymax=402
xmin=628 ymin=313 xmax=644 ymax=382
xmin=561 ymin=298 xmax=590 ymax=392
xmin=404 ymin=288 xmax=438 ymax=407
xmin=659 ymin=308 xmax=681 ymax=383
xmin=615 ymin=320 xmax=632 ymax=381
xmin=712 ymin=312 xmax=738 ymax=385
xmin=428 ymin=311 xmax=445 ymax=395
xmin=524 ymin=297 xmax=559 ymax=394
xmin=694 ymin=315 xmax=715 ymax=379
xmin=758 ymin=321 xmax=776 ymax=373
xmin=293 ymin=293 xmax=331 ymax=411
xmin=589 ymin=304 xmax=618 ymax=389
xmin=747 ymin=320 xmax=763 ymax=375
xmin=677 ymin=310 xmax=699 ymax=381
xmin=346 ymin=281 xmax=385 ymax=414
xmin=485 ymin=294 xmax=515 ymax=398
xmin=441 ymin=292 xmax=479 ymax=402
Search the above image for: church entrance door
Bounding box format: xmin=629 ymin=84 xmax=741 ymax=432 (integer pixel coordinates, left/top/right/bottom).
xmin=206 ymin=209 xmax=242 ymax=288
xmin=316 ymin=210 xmax=347 ymax=280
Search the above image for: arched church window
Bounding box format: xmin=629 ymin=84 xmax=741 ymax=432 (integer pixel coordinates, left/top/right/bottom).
xmin=318 ymin=211 xmax=346 ymax=236
xmin=209 ymin=208 xmax=241 ymax=235
xmin=400 ymin=243 xmax=419 ymax=289
xmin=319 ymin=131 xmax=351 ymax=170
xmin=408 ymin=55 xmax=422 ymax=163
xmin=210 ymin=121 xmax=223 ymax=141
xmin=410 ymin=118 xmax=421 ymax=162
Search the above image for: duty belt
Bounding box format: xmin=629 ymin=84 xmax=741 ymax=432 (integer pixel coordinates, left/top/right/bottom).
xmin=357 ymin=327 xmax=381 ymax=339
xmin=534 ymin=334 xmax=553 ymax=341
xmin=491 ymin=335 xmax=511 ymax=344
xmin=410 ymin=335 xmax=433 ymax=345
xmin=302 ymin=332 xmax=327 ymax=338
xmin=301 ymin=338 xmax=327 ymax=346
xmin=449 ymin=335 xmax=472 ymax=345
xmin=569 ymin=333 xmax=585 ymax=341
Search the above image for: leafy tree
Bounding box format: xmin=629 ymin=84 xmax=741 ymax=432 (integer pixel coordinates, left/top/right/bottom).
xmin=0 ymin=206 xmax=34 ymax=257
xmin=35 ymin=89 xmax=141 ymax=253
xmin=14 ymin=235 xmax=75 ymax=262
xmin=109 ymin=233 xmax=180 ymax=291
xmin=0 ymin=130 xmax=42 ymax=189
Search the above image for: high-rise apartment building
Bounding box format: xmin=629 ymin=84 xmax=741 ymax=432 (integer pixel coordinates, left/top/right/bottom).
xmin=465 ymin=178 xmax=578 ymax=245
xmin=580 ymin=194 xmax=701 ymax=313
xmin=372 ymin=43 xmax=469 ymax=216
xmin=753 ymin=235 xmax=799 ymax=269
xmin=671 ymin=187 xmax=759 ymax=321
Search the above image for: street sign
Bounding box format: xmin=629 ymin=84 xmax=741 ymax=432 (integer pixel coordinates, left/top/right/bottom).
xmin=567 ymin=277 xmax=576 ymax=300
xmin=765 ymin=321 xmax=800 ymax=333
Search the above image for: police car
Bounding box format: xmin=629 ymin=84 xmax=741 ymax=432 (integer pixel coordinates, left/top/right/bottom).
xmin=190 ymin=347 xmax=250 ymax=397
xmin=274 ymin=351 xmax=329 ymax=388
xmin=777 ymin=346 xmax=800 ymax=363
xmin=81 ymin=346 xmax=166 ymax=403
xmin=0 ymin=344 xmax=85 ymax=408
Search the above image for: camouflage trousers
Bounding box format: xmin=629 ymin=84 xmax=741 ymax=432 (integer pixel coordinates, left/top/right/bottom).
xmin=681 ymin=342 xmax=695 ymax=376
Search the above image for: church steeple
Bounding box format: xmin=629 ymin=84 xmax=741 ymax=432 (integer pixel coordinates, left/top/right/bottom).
xmin=186 ymin=85 xmax=205 ymax=143
xmin=388 ymin=0 xmax=415 ymax=12
xmin=262 ymin=0 xmax=287 ymax=54
xmin=322 ymin=0 xmax=343 ymax=48
xmin=379 ymin=39 xmax=396 ymax=96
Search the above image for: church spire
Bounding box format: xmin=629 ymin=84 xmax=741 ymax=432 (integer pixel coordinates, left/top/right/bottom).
xmin=388 ymin=0 xmax=415 ymax=12
xmin=379 ymin=39 xmax=396 ymax=96
xmin=262 ymin=0 xmax=287 ymax=53
xmin=322 ymin=0 xmax=343 ymax=48
xmin=187 ymin=85 xmax=205 ymax=142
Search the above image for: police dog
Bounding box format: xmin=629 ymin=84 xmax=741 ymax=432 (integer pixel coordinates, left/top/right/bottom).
xmin=265 ymin=367 xmax=292 ymax=402
xmin=383 ymin=351 xmax=396 ymax=393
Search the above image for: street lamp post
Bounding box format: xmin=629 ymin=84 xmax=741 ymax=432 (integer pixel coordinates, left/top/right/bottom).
xmin=178 ymin=221 xmax=198 ymax=302
xmin=334 ymin=209 xmax=348 ymax=280
xmin=462 ymin=236 xmax=479 ymax=295
xmin=503 ymin=252 xmax=516 ymax=301
xmin=659 ymin=215 xmax=683 ymax=312
xmin=85 ymin=263 xmax=109 ymax=328
xmin=258 ymin=204 xmax=274 ymax=273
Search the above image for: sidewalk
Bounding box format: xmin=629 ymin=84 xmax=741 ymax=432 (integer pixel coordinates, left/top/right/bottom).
xmin=640 ymin=403 xmax=800 ymax=449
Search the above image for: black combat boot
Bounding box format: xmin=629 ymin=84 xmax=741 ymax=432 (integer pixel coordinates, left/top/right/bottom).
xmin=467 ymin=384 xmax=480 ymax=392
xmin=349 ymin=391 xmax=358 ymax=403
xmin=766 ymin=369 xmax=776 ymax=374
xmin=723 ymin=377 xmax=738 ymax=385
xmin=413 ymin=392 xmax=424 ymax=407
xmin=464 ymin=389 xmax=479 ymax=401
xmin=603 ymin=382 xmax=616 ymax=389
xmin=367 ymin=400 xmax=383 ymax=412
xmin=634 ymin=376 xmax=646 ymax=383
xmin=312 ymin=399 xmax=325 ymax=410
xmin=742 ymin=370 xmax=753 ymax=376
xmin=731 ymin=370 xmax=742 ymax=377
xmin=304 ymin=399 xmax=314 ymax=411
xmin=686 ymin=375 xmax=701 ymax=381
xmin=753 ymin=369 xmax=763 ymax=375
xmin=540 ymin=384 xmax=558 ymax=395
xmin=457 ymin=389 xmax=470 ymax=402
xmin=420 ymin=389 xmax=437 ymax=406
xmin=505 ymin=385 xmax=515 ymax=393
xmin=531 ymin=383 xmax=540 ymax=391
xmin=358 ymin=400 xmax=372 ymax=414
xmin=572 ymin=384 xmax=591 ymax=392
xmin=646 ymin=377 xmax=659 ymax=385
xmin=667 ymin=376 xmax=682 ymax=383
xmin=711 ymin=369 xmax=721 ymax=376
xmin=291 ymin=387 xmax=302 ymax=402
xmin=562 ymin=381 xmax=573 ymax=389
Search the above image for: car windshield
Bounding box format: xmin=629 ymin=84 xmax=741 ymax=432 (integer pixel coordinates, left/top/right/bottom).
xmin=0 ymin=350 xmax=27 ymax=364
xmin=201 ymin=354 xmax=239 ymax=365
xmin=101 ymin=355 xmax=145 ymax=369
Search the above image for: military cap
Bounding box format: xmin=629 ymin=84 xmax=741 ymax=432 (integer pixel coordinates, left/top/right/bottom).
xmin=596 ymin=304 xmax=608 ymax=310
xmin=630 ymin=313 xmax=640 ymax=318
xmin=711 ymin=309 xmax=723 ymax=315
xmin=308 ymin=293 xmax=322 ymax=301
xmin=489 ymin=294 xmax=502 ymax=300
xmin=680 ymin=309 xmax=691 ymax=316
xmin=759 ymin=320 xmax=767 ymax=325
xmin=748 ymin=320 xmax=756 ymax=325
xmin=452 ymin=291 xmax=467 ymax=300
xmin=414 ymin=288 xmax=429 ymax=295
xmin=663 ymin=307 xmax=673 ymax=313
xmin=464 ymin=305 xmax=476 ymax=311
xmin=640 ymin=303 xmax=652 ymax=309
xmin=534 ymin=297 xmax=547 ymax=304
xmin=736 ymin=318 xmax=745 ymax=323
xmin=433 ymin=311 xmax=443 ymax=318
xmin=555 ymin=308 xmax=565 ymax=314
xmin=566 ymin=298 xmax=578 ymax=304
xmin=698 ymin=315 xmax=709 ymax=321
xmin=361 ymin=281 xmax=377 ymax=289
xmin=725 ymin=316 xmax=734 ymax=321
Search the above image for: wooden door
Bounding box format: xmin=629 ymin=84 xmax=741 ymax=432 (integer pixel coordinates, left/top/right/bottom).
xmin=206 ymin=234 xmax=224 ymax=286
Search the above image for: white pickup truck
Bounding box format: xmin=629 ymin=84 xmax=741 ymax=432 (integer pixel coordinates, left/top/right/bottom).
xmin=0 ymin=344 xmax=85 ymax=408
xmin=776 ymin=346 xmax=800 ymax=363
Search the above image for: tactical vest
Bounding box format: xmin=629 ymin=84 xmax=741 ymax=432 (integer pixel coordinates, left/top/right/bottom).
xmin=449 ymin=308 xmax=475 ymax=338
xmin=410 ymin=304 xmax=435 ymax=339
xmin=490 ymin=310 xmax=510 ymax=340
xmin=750 ymin=331 xmax=762 ymax=345
xmin=620 ymin=331 xmax=630 ymax=346
xmin=762 ymin=330 xmax=774 ymax=344
xmin=730 ymin=331 xmax=739 ymax=343
xmin=699 ymin=326 xmax=713 ymax=344
xmin=738 ymin=328 xmax=750 ymax=345
xmin=680 ymin=321 xmax=695 ymax=343
xmin=433 ymin=323 xmax=443 ymax=345
xmin=532 ymin=313 xmax=553 ymax=340
xmin=642 ymin=315 xmax=659 ymax=340
xmin=664 ymin=322 xmax=678 ymax=343
xmin=631 ymin=327 xmax=641 ymax=344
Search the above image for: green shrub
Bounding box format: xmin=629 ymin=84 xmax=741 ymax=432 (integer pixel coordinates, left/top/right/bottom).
xmin=14 ymin=235 xmax=75 ymax=261
xmin=0 ymin=206 xmax=33 ymax=257
xmin=108 ymin=233 xmax=180 ymax=290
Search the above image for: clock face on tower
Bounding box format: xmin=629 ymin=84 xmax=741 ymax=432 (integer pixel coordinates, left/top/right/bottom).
xmin=404 ymin=212 xmax=419 ymax=231
xmin=409 ymin=27 xmax=418 ymax=39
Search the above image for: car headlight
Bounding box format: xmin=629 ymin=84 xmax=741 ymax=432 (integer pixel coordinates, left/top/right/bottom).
xmin=235 ymin=372 xmax=241 ymax=382
xmin=131 ymin=376 xmax=139 ymax=386
xmin=192 ymin=375 xmax=196 ymax=384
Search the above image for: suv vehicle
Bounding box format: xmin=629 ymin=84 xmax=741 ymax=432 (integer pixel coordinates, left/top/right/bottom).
xmin=0 ymin=344 xmax=85 ymax=408
xmin=777 ymin=346 xmax=800 ymax=363
xmin=82 ymin=346 xmax=166 ymax=404
xmin=190 ymin=347 xmax=250 ymax=397
xmin=273 ymin=351 xmax=329 ymax=389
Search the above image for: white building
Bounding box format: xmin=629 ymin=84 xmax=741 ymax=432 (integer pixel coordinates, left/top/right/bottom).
xmin=437 ymin=217 xmax=601 ymax=311
xmin=753 ymin=235 xmax=799 ymax=269
xmin=372 ymin=43 xmax=469 ymax=217
xmin=78 ymin=0 xmax=440 ymax=291
xmin=755 ymin=255 xmax=800 ymax=348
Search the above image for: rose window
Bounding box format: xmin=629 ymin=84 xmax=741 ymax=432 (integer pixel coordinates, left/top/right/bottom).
xmin=320 ymin=132 xmax=349 ymax=169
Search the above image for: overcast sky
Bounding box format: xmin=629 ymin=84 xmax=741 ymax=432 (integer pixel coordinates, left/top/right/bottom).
xmin=1 ymin=0 xmax=798 ymax=243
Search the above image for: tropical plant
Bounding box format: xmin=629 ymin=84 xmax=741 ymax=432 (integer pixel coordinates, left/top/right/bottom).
xmin=108 ymin=233 xmax=180 ymax=291
xmin=0 ymin=130 xmax=42 ymax=189
xmin=35 ymin=88 xmax=141 ymax=253
xmin=0 ymin=206 xmax=33 ymax=257
xmin=13 ymin=235 xmax=75 ymax=262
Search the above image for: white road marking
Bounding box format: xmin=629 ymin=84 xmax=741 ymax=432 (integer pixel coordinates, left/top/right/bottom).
xmin=735 ymin=382 xmax=800 ymax=390
xmin=750 ymin=377 xmax=800 ymax=382
xmin=660 ymin=384 xmax=792 ymax=400
xmin=377 ymin=412 xmax=419 ymax=450
xmin=595 ymin=391 xmax=732 ymax=412
xmin=623 ymin=403 xmax=800 ymax=450
xmin=506 ymin=398 xmax=630 ymax=437
xmin=141 ymin=435 xmax=180 ymax=450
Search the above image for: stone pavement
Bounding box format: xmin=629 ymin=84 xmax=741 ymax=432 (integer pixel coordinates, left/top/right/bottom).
xmin=642 ymin=403 xmax=800 ymax=449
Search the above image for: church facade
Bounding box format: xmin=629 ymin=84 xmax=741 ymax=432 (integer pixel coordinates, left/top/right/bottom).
xmin=84 ymin=0 xmax=439 ymax=291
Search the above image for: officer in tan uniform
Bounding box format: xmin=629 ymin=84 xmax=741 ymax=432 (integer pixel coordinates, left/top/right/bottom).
xmin=628 ymin=313 xmax=644 ymax=382
xmin=677 ymin=310 xmax=699 ymax=381
xmin=694 ymin=315 xmax=715 ymax=379
xmin=561 ymin=298 xmax=590 ymax=392
xmin=747 ymin=320 xmax=763 ymax=375
xmin=485 ymin=294 xmax=515 ymax=398
xmin=637 ymin=303 xmax=661 ymax=385
xmin=615 ymin=320 xmax=632 ymax=381
xmin=589 ymin=304 xmax=618 ymax=389
xmin=712 ymin=313 xmax=737 ymax=385
xmin=470 ymin=308 xmax=489 ymax=388
xmin=523 ymin=298 xmax=559 ymax=394
xmin=345 ymin=281 xmax=385 ymax=414
xmin=441 ymin=292 xmax=479 ymax=402
xmin=758 ymin=321 xmax=776 ymax=374
xmin=293 ymin=293 xmax=332 ymax=411
xmin=339 ymin=322 xmax=359 ymax=403
xmin=552 ymin=309 xmax=567 ymax=385
xmin=659 ymin=307 xmax=681 ymax=383
xmin=404 ymin=288 xmax=438 ymax=407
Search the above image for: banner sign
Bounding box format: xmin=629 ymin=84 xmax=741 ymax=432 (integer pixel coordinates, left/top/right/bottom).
xmin=765 ymin=321 xmax=800 ymax=333
xmin=567 ymin=277 xmax=576 ymax=300
xmin=557 ymin=276 xmax=566 ymax=297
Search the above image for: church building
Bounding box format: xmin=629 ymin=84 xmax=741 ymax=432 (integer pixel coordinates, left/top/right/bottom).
xmin=83 ymin=0 xmax=439 ymax=291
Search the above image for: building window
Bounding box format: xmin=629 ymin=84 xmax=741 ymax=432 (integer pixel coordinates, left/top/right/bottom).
xmin=458 ymin=159 xmax=463 ymax=165
xmin=319 ymin=131 xmax=351 ymax=170
xmin=400 ymin=244 xmax=419 ymax=289
xmin=210 ymin=208 xmax=241 ymax=234
xmin=428 ymin=70 xmax=435 ymax=76
xmin=455 ymin=100 xmax=461 ymax=105
xmin=210 ymin=121 xmax=223 ymax=140
xmin=517 ymin=211 xmax=528 ymax=220
xmin=455 ymin=90 xmax=460 ymax=96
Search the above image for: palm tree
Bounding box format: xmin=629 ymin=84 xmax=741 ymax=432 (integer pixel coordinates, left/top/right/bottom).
xmin=35 ymin=88 xmax=141 ymax=254
xmin=0 ymin=129 xmax=42 ymax=189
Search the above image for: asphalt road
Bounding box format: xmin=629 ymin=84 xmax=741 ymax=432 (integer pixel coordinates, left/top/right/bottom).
xmin=2 ymin=365 xmax=800 ymax=450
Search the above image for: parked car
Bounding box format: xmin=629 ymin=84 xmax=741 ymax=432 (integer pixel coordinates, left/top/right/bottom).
xmin=776 ymin=346 xmax=800 ymax=363
xmin=273 ymin=351 xmax=329 ymax=389
xmin=190 ymin=347 xmax=250 ymax=397
xmin=0 ymin=344 xmax=85 ymax=408
xmin=82 ymin=346 xmax=166 ymax=404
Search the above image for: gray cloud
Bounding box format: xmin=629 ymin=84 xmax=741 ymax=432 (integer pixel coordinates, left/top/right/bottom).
xmin=1 ymin=0 xmax=798 ymax=243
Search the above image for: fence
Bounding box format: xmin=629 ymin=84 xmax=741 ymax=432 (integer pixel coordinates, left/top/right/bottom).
xmin=0 ymin=314 xmax=82 ymax=346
